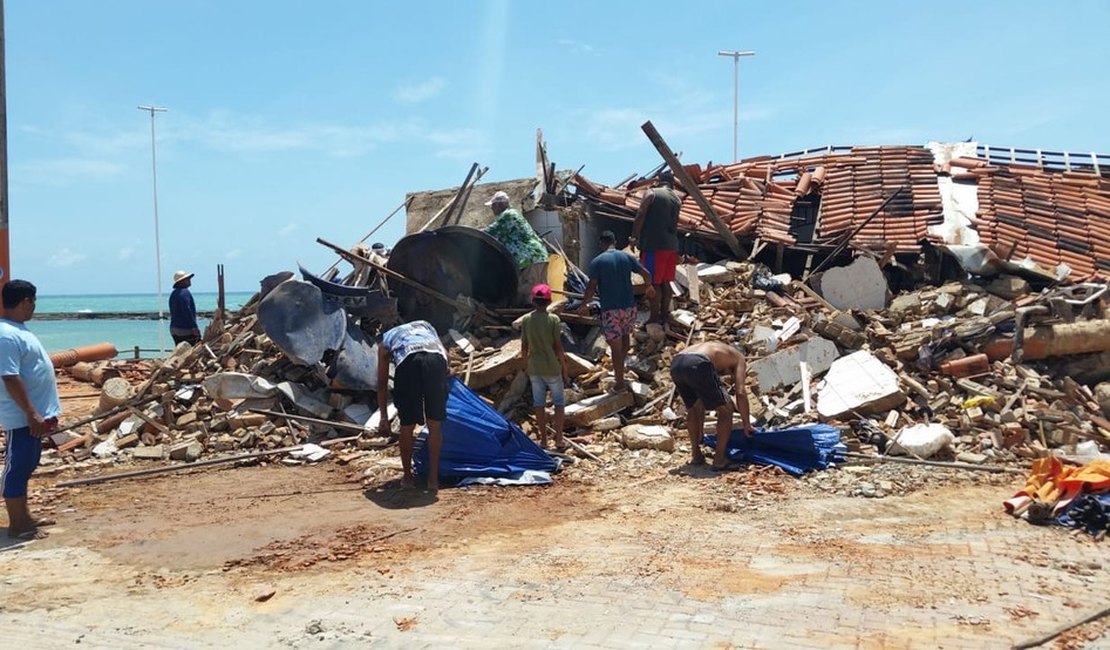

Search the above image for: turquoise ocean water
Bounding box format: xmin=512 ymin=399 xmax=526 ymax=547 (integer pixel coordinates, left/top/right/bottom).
xmin=26 ymin=292 xmax=256 ymax=357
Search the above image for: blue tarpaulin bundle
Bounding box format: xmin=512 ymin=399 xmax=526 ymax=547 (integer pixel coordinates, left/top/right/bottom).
xmin=704 ymin=424 xmax=846 ymax=476
xmin=414 ymin=378 xmax=559 ymax=480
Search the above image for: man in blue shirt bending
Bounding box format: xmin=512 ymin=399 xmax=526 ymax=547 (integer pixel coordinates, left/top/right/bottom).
xmin=169 ymin=270 xmax=201 ymax=345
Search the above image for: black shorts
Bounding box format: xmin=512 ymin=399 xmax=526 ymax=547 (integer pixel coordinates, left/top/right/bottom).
xmin=393 ymin=352 xmax=449 ymax=425
xmin=670 ymin=353 xmax=728 ymax=410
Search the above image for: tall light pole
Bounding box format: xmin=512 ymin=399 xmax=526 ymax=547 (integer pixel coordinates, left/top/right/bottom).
xmin=137 ymin=104 xmax=168 ymax=353
xmin=717 ymin=50 xmax=754 ymax=162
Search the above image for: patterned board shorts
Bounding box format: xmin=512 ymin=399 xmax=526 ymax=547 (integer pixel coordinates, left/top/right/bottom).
xmin=601 ymin=306 xmax=637 ymax=341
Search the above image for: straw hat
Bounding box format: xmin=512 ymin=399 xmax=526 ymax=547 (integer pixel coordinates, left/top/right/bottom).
xmin=172 ymin=270 xmax=195 ymax=285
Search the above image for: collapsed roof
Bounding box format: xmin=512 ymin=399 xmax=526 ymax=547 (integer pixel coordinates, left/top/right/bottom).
xmin=573 ymin=142 xmax=1110 ymax=280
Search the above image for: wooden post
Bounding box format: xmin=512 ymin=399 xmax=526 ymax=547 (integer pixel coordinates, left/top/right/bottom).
xmin=640 ymin=121 xmax=744 ymax=258
xmin=216 ymin=263 xmax=225 ymax=316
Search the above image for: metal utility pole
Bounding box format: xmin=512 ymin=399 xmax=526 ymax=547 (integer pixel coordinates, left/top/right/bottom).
xmin=0 ymin=0 xmax=10 ymax=290
xmin=717 ymin=50 xmax=755 ymax=162
xmin=137 ymin=104 xmax=168 ymax=352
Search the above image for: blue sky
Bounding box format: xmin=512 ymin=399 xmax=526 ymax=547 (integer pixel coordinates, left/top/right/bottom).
xmin=6 ymin=0 xmax=1108 ymax=295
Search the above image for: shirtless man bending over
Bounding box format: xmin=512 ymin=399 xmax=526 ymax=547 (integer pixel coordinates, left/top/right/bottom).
xmin=669 ymin=340 xmax=753 ymax=470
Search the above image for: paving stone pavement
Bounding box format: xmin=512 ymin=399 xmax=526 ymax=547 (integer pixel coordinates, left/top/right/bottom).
xmin=1 ymin=480 xmax=1107 ymax=648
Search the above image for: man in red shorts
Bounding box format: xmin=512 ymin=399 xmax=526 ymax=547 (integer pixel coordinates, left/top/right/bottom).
xmin=630 ymin=169 xmax=680 ymax=325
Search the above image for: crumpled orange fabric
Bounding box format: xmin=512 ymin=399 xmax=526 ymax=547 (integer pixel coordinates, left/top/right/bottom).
xmin=1004 ymin=458 xmax=1110 ymax=515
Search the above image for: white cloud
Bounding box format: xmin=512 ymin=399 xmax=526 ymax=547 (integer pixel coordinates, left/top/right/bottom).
xmin=47 ymin=247 xmax=87 ymax=267
xmin=225 ymin=249 xmax=242 ymax=260
xmin=556 ymin=38 xmax=594 ymax=54
xmin=572 ymin=77 xmax=775 ymax=153
xmin=278 ymin=223 xmax=298 ymax=237
xmin=14 ymin=158 xmax=124 ymax=186
xmin=392 ymin=77 xmax=446 ymax=104
xmin=117 ymin=244 xmax=136 ymax=261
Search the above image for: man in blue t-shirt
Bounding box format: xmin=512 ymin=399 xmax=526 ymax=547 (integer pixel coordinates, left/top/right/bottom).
xmin=0 ymin=280 xmax=61 ymax=539
xmin=577 ymin=231 xmax=654 ymax=389
xmin=169 ymin=270 xmax=201 ymax=345
xmin=377 ymin=320 xmax=450 ymax=491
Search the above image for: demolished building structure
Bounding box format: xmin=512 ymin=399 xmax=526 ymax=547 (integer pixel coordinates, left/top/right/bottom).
xmin=41 ymin=131 xmax=1110 ymax=533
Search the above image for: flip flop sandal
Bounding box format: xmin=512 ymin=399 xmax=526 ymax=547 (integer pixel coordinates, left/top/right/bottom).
xmin=711 ymin=462 xmax=743 ymax=473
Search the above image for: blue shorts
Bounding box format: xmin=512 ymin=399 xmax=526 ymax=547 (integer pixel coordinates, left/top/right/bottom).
xmin=530 ymin=375 xmax=566 ymax=408
xmin=2 ymin=427 xmax=42 ymax=499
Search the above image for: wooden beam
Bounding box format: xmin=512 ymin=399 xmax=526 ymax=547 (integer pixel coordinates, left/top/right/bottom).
xmin=640 ymin=121 xmax=744 ymax=258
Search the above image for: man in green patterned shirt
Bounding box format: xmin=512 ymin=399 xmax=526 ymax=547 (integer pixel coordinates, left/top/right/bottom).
xmin=484 ymin=191 xmax=550 ymax=304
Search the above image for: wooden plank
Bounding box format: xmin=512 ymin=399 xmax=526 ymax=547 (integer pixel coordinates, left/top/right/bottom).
xmin=640 ymin=121 xmax=745 ymax=258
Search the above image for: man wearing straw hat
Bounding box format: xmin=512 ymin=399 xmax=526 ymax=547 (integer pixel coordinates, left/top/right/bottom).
xmin=169 ymin=270 xmax=201 ymax=345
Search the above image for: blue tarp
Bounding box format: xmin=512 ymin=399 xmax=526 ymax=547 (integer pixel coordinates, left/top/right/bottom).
xmin=414 ymin=378 xmax=559 ymax=480
xmin=704 ymin=424 xmax=846 ymax=476
xmin=1057 ymin=493 xmax=1110 ymax=536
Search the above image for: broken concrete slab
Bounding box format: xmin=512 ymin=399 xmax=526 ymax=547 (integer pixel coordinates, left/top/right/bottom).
xmin=619 ymin=425 xmax=675 ymax=452
xmin=566 ymin=391 xmax=635 ymax=428
xmin=816 ymin=350 xmax=906 ymax=419
xmin=820 ymin=256 xmax=887 ymax=311
xmin=750 ymin=338 xmax=839 ymax=392
xmin=467 ymin=339 xmax=525 ymax=389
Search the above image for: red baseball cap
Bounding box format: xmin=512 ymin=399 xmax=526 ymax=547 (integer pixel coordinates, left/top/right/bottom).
xmin=532 ymin=283 xmax=553 ymax=301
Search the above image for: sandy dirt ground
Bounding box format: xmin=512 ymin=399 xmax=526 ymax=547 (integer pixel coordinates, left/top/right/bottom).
xmin=1 ymin=375 xmax=1107 ymax=649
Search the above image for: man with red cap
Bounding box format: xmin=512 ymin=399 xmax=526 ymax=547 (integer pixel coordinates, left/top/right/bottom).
xmin=520 ymin=284 xmax=568 ymax=450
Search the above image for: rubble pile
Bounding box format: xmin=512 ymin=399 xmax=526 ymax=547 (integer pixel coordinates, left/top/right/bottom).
xmin=418 ymin=255 xmax=1110 ymax=484
xmin=50 ymin=296 xmax=373 ymax=467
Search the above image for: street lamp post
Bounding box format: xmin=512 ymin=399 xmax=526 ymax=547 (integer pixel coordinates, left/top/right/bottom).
xmin=717 ymin=50 xmax=755 ymax=162
xmin=137 ymin=104 xmax=168 ymax=353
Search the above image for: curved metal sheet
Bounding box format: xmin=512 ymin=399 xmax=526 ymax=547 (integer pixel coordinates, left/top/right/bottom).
xmin=387 ymin=226 xmax=518 ymax=333
xmin=298 ymin=264 xmax=397 ymax=321
xmin=258 ymin=280 xmax=346 ymax=366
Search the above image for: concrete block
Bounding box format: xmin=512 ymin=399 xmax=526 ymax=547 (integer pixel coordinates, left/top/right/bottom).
xmin=620 ymin=425 xmax=675 ymax=452
xmin=594 ymin=416 xmax=622 ymax=432
xmin=817 ymin=351 xmax=906 ymax=419
xmin=169 ymin=440 xmax=204 ymax=462
xmin=750 ymin=338 xmax=839 ymax=392
xmin=566 ymin=391 xmax=635 ymax=428
xmin=132 ymin=445 xmax=164 ymax=460
xmin=820 ymin=256 xmax=887 ymax=311
xmin=629 ymin=381 xmax=652 ymax=405
xmin=934 ymin=292 xmax=956 ymax=312
xmin=696 ymin=263 xmax=735 ymax=285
